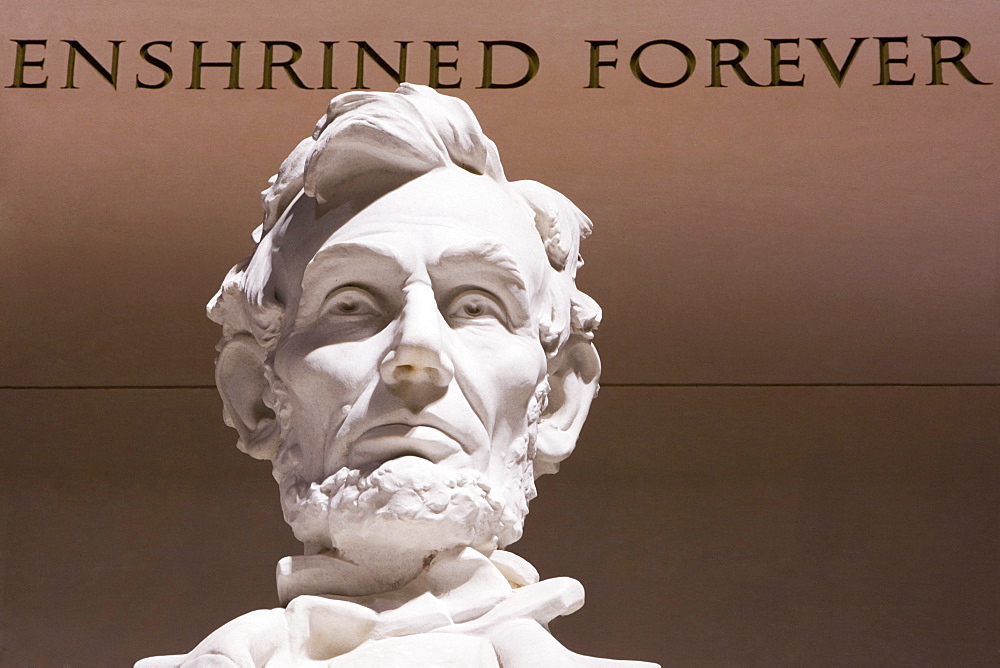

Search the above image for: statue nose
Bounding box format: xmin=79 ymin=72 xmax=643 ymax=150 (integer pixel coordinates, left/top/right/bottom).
xmin=380 ymin=289 xmax=454 ymax=410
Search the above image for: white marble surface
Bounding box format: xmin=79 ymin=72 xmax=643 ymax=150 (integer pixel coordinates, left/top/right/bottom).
xmin=138 ymin=548 xmax=654 ymax=666
xmin=138 ymin=84 xmax=655 ymax=666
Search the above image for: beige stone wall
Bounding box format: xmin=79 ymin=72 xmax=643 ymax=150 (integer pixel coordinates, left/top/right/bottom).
xmin=1 ymin=1 xmax=997 ymax=665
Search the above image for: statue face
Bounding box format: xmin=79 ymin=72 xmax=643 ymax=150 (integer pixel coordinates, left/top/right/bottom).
xmin=268 ymin=168 xmax=551 ymax=557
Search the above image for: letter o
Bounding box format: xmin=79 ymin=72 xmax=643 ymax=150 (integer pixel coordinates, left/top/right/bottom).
xmin=630 ymin=39 xmax=696 ymax=88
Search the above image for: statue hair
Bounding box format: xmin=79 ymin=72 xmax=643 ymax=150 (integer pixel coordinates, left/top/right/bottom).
xmin=208 ymin=83 xmax=600 ymax=367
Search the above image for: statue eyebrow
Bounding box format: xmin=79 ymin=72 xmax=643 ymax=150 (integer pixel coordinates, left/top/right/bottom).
xmin=434 ymin=241 xmax=527 ymax=296
xmin=297 ymin=241 xmax=406 ymax=322
xmin=307 ymin=240 xmax=402 ymax=268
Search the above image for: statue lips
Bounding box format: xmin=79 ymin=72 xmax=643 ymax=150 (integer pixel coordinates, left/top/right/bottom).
xmin=347 ymin=423 xmax=464 ymax=470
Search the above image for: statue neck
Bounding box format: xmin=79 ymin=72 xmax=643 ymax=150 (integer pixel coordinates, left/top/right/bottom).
xmin=277 ymin=546 xmax=539 ymax=613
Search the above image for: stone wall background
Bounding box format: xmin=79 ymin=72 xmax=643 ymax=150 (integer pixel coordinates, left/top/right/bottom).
xmin=1 ymin=1 xmax=997 ymax=665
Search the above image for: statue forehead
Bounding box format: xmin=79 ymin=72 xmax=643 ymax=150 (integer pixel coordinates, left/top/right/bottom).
xmin=260 ymin=168 xmax=549 ymax=318
xmin=302 ymin=169 xmax=548 ymax=291
xmin=318 ymin=169 xmax=541 ymax=256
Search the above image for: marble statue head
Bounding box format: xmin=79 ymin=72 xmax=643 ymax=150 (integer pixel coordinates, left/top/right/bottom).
xmin=207 ymin=84 xmax=601 ymax=592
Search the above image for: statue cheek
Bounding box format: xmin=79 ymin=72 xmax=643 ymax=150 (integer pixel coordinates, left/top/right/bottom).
xmin=491 ymin=339 xmax=548 ymax=397
xmin=280 ymin=336 xmax=384 ymax=390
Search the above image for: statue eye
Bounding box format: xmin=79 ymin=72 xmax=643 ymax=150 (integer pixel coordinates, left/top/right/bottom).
xmin=324 ymin=287 xmax=380 ymax=317
xmin=446 ymin=290 xmax=506 ymax=325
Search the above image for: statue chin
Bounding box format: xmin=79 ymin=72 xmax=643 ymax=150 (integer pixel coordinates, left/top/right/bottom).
xmin=280 ymin=455 xmax=530 ymax=593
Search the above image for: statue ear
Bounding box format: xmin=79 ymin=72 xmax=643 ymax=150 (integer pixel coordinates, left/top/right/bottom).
xmin=216 ymin=334 xmax=281 ymax=461
xmin=534 ymin=337 xmax=601 ymax=476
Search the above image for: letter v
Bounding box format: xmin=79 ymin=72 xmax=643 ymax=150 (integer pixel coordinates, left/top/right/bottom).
xmin=808 ymin=37 xmax=866 ymax=87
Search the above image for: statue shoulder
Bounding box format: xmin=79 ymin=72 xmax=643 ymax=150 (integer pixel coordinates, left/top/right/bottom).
xmin=134 ymin=607 xmax=288 ymax=668
xmin=489 ymin=616 xmax=660 ymax=668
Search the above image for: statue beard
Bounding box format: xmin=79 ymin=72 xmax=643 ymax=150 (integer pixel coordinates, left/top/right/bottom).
xmin=264 ymin=371 xmax=542 ymax=578
xmin=286 ymin=456 xmax=529 ymax=565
